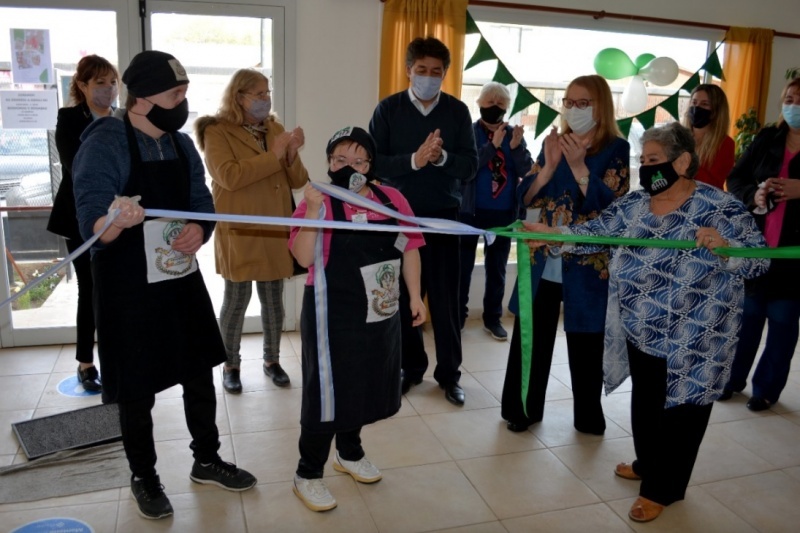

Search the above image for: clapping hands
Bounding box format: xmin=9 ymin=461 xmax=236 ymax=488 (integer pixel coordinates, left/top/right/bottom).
xmin=414 ymin=129 xmax=444 ymax=168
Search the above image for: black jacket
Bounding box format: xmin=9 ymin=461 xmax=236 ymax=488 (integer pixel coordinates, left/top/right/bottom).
xmin=727 ymin=123 xmax=800 ymax=297
xmin=47 ymin=103 xmax=94 ymax=240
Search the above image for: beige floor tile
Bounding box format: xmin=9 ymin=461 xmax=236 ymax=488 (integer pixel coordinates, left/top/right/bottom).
xmin=607 ymin=486 xmax=759 ymax=532
xmin=708 ymin=393 xmax=765 ymax=424
xmin=0 ymin=500 xmax=119 ymax=533
xmin=0 ymin=345 xmax=59 ymax=376
xmin=502 ymin=503 xmax=633 ymax=532
xmin=598 ymin=390 xmax=632 ymax=434
xmin=0 ymin=409 xmax=32 ymax=455
xmin=541 ymin=366 xmax=575 ymax=401
xmin=0 ymin=488 xmax=120 ymax=514
xmin=528 ymin=399 xmax=627 ymax=448
xmin=394 ymin=397 xmax=419 ymax=417
xmin=53 ymin=344 xmax=99 ymax=373
xmin=231 ymin=427 xmax=301 ymax=484
xmin=243 ymin=477 xmax=378 ymax=533
xmin=432 ymin=522 xmax=508 ymax=533
xmin=238 ymin=332 xmax=298 ymax=360
xmin=689 ymin=425 xmax=775 ymax=485
xmin=713 ymin=415 xmax=800 ymax=468
xmin=0 ymin=454 xmax=14 ymax=466
xmin=771 ymin=380 xmax=800 ymax=414
xmin=700 ymin=471 xmax=800 ymax=532
xmin=0 ymin=374 xmax=48 ymax=410
xmin=358 ymin=462 xmax=496 ymax=532
xmin=549 ymin=438 xmax=639 ymax=501
xmin=403 ymin=373 xmax=499 ymax=415
xmin=458 ymin=449 xmax=600 ymax=519
xmin=461 ymin=340 xmax=510 ymax=373
xmin=470 ymin=369 xmax=505 ymax=402
xmin=151 ymin=394 xmax=230 ymax=442
xmin=359 ymin=415 xmax=452 ymax=469
xmin=36 ymin=372 xmax=105 ymax=409
xmin=780 ymin=410 xmax=800 ymax=427
xmin=422 ymin=407 xmax=545 ymax=460
xmin=784 ymin=465 xmax=800 ymax=482
xmin=225 ymin=388 xmax=303 ymax=434
xmin=117 ymin=487 xmax=248 ymax=532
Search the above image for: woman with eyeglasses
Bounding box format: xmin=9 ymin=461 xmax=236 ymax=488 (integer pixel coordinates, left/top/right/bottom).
xmin=501 ymin=74 xmax=630 ymax=435
xmin=48 ymin=54 xmax=120 ymax=394
xmin=195 ymin=68 xmax=308 ymax=393
xmin=288 ymin=127 xmax=425 ymax=511
xmin=681 ymin=84 xmax=734 ymax=189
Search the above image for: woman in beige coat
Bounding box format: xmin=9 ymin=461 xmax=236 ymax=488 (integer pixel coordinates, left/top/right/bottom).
xmin=196 ymin=69 xmax=309 ymax=393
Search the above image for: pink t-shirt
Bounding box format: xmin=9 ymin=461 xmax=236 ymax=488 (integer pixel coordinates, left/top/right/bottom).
xmin=763 ymin=148 xmax=797 ymax=248
xmin=288 ymin=184 xmax=425 ymax=285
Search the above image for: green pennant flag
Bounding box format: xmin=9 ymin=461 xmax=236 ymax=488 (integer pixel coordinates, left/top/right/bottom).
xmin=616 ymin=117 xmax=633 ymax=138
xmin=703 ymin=51 xmax=725 ymax=81
xmin=465 ymin=37 xmax=497 ymax=70
xmin=466 ymin=11 xmax=480 ymax=34
xmin=659 ymin=93 xmax=680 ymax=120
xmin=534 ymin=102 xmax=560 ymax=138
xmin=637 ymin=107 xmax=657 ymax=130
xmin=681 ymin=72 xmax=702 ymax=93
xmin=492 ymin=62 xmax=517 ymax=85
xmin=509 ymin=86 xmax=537 ymax=118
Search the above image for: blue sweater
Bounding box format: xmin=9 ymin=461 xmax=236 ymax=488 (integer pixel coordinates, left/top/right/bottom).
xmin=369 ymin=90 xmax=477 ymax=216
xmin=73 ymin=115 xmax=216 ymax=250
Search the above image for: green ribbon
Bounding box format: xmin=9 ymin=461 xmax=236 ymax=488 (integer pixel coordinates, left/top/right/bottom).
xmin=490 ymin=221 xmax=800 ymax=416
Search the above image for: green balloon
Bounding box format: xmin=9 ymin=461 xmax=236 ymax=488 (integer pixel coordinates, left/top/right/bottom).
xmin=593 ymin=48 xmax=638 ymax=80
xmin=634 ymin=53 xmax=656 ymax=70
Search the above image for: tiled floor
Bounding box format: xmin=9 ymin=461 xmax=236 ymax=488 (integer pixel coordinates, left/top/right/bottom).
xmin=2 ymin=319 xmax=800 ymax=532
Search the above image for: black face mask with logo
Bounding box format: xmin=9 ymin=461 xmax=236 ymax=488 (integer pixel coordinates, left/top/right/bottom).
xmin=328 ymin=165 xmax=367 ymax=193
xmin=639 ymin=160 xmax=681 ymax=196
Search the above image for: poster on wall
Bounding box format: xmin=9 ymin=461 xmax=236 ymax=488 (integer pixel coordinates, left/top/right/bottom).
xmin=0 ymin=90 xmax=58 ymax=129
xmin=9 ymin=28 xmax=53 ymax=84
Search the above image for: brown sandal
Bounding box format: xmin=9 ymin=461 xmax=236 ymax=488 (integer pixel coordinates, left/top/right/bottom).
xmin=628 ymin=496 xmax=664 ymax=522
xmin=614 ymin=462 xmax=641 ymax=480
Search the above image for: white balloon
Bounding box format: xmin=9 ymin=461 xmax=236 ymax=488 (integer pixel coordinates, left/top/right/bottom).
xmin=622 ymin=75 xmax=648 ymax=114
xmin=640 ymin=57 xmax=679 ymax=86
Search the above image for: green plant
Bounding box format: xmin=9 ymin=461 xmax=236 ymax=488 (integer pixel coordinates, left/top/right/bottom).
xmin=734 ymin=107 xmax=761 ymax=162
xmin=786 ymin=67 xmax=800 ymax=80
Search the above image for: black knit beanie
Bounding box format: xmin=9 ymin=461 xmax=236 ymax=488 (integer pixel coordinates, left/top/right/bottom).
xmin=122 ymin=50 xmax=189 ymax=97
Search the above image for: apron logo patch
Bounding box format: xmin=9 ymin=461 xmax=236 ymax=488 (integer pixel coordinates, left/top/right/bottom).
xmin=144 ymin=218 xmax=198 ymax=283
xmin=361 ymin=259 xmax=401 ymax=323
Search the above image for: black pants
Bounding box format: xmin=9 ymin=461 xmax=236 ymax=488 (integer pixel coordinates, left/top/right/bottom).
xmin=296 ymin=426 xmax=364 ymax=479
xmin=400 ymin=209 xmax=462 ymax=385
xmin=627 ymin=341 xmax=713 ymax=506
xmin=118 ymin=370 xmax=220 ymax=479
xmin=501 ymin=279 xmax=606 ymax=433
xmin=66 ymin=238 xmax=95 ymax=364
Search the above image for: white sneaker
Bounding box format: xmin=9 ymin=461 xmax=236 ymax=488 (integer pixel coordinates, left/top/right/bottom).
xmin=293 ymin=475 xmax=337 ymax=512
xmin=333 ymin=452 xmax=382 ymax=483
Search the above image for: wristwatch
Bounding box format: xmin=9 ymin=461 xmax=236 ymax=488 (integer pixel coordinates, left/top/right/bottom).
xmin=577 ymin=175 xmax=589 ymax=186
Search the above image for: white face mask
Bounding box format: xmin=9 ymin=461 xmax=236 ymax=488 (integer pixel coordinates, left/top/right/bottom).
xmin=411 ymin=74 xmax=442 ymax=101
xmin=563 ymin=106 xmax=597 ymax=135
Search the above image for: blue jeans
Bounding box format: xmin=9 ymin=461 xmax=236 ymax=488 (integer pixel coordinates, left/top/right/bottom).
xmin=728 ymin=294 xmax=800 ymax=403
xmin=459 ymin=208 xmax=515 ymax=327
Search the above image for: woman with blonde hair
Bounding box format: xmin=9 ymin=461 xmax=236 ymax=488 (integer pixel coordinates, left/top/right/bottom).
xmin=195 ymin=68 xmax=309 ymax=393
xmin=501 ymin=74 xmax=630 ymax=435
xmin=682 ymin=84 xmax=734 ymax=188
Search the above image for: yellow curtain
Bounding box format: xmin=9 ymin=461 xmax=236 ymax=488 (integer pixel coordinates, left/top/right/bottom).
xmin=379 ymin=0 xmax=468 ymax=100
xmin=721 ymin=27 xmax=774 ymax=136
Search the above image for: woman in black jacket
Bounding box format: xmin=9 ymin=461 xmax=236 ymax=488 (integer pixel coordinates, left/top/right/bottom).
xmin=47 ymin=55 xmax=119 ymax=392
xmin=724 ymin=78 xmax=800 ymax=411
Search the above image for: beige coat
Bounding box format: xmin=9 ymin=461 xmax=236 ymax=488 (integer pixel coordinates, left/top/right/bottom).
xmin=197 ymin=116 xmax=309 ymax=282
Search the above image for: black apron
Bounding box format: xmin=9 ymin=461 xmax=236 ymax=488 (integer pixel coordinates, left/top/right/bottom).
xmin=92 ymin=116 xmax=225 ymax=403
xmin=300 ymin=184 xmax=404 ymax=432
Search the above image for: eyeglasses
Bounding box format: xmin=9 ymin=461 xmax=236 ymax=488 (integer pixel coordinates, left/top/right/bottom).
xmin=242 ymin=90 xmax=271 ymax=100
xmin=562 ymin=98 xmax=593 ymax=110
xmin=331 ymin=155 xmax=370 ymax=170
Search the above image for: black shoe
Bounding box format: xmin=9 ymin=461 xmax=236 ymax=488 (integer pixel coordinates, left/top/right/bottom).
xmin=506 ymin=421 xmax=530 ymax=432
xmin=746 ymin=396 xmax=772 ymax=412
xmin=190 ymin=459 xmax=257 ymax=491
xmin=483 ymin=323 xmax=508 ymax=341
xmin=441 ymin=382 xmax=465 ymax=406
xmin=264 ymin=362 xmax=290 ymax=387
xmin=77 ymin=365 xmax=102 ymax=392
xmin=401 ymin=375 xmax=422 ymax=394
xmin=717 ymin=389 xmax=734 ymax=401
xmin=222 ymin=367 xmax=242 ymax=394
xmin=130 ymin=475 xmax=173 ymax=520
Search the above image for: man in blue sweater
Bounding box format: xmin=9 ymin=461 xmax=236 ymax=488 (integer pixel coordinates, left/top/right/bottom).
xmin=369 ymin=37 xmax=478 ymax=405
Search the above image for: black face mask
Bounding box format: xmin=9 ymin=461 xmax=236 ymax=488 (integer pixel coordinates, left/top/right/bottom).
xmin=480 ymin=105 xmax=506 ymax=125
xmin=688 ymin=106 xmax=712 ymax=129
xmin=639 ymin=160 xmax=682 ymax=196
xmin=328 ymin=165 xmax=367 ymax=193
xmin=146 ymin=98 xmax=189 ymax=132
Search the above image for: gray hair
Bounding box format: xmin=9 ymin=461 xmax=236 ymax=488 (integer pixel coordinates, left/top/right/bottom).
xmin=640 ymin=122 xmax=699 ymax=179
xmin=477 ymin=81 xmax=511 ymax=108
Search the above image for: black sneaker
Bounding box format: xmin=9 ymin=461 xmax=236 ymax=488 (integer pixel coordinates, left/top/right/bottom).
xmin=483 ymin=322 xmax=508 ymax=341
xmin=130 ymin=475 xmax=173 ymax=520
xmin=190 ymin=459 xmax=257 ymax=491
xmin=77 ymin=364 xmax=102 ymax=392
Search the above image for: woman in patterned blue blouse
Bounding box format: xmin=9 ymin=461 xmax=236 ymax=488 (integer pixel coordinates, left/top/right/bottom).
xmin=525 ymin=122 xmax=769 ymax=523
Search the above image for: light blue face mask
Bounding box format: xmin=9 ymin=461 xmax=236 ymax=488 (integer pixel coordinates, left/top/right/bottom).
xmin=411 ymin=74 xmax=442 ymax=101
xmin=782 ymin=103 xmax=800 ymax=129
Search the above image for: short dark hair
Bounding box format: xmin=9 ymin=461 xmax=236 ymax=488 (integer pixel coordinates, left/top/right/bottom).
xmin=641 ymin=122 xmax=700 ymax=179
xmin=406 ymin=37 xmax=450 ymax=70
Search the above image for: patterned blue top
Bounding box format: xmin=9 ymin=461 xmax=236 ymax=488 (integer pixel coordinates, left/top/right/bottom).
xmin=562 ymin=183 xmax=769 ymax=407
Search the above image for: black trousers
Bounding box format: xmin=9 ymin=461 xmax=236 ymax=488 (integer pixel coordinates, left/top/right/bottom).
xmin=296 ymin=426 xmax=364 ymax=479
xmin=400 ymin=209 xmax=462 ymax=386
xmin=118 ymin=369 xmax=220 ymax=479
xmin=66 ymin=238 xmax=95 ymax=364
xmin=627 ymin=341 xmax=713 ymax=506
xmin=501 ymin=279 xmax=606 ymax=433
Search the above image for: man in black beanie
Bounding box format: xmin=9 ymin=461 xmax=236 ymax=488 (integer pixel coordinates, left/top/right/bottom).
xmin=72 ymin=50 xmax=256 ymax=520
